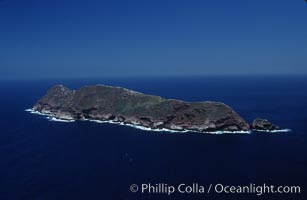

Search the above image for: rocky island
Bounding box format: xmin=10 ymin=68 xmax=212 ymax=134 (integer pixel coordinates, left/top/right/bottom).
xmin=30 ymin=84 xmax=281 ymax=133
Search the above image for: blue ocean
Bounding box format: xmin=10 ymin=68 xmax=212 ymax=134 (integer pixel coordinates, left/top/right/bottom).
xmin=0 ymin=76 xmax=306 ymax=200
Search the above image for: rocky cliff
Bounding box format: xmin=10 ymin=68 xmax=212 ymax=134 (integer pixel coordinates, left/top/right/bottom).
xmin=32 ymin=84 xmax=252 ymax=132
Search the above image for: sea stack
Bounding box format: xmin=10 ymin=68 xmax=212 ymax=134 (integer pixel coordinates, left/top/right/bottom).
xmin=251 ymin=118 xmax=280 ymax=131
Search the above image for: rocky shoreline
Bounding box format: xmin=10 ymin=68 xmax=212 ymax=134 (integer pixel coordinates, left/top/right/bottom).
xmin=29 ymin=84 xmax=284 ymax=133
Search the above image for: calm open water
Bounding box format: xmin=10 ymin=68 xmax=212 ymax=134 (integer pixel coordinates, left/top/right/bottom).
xmin=0 ymin=76 xmax=306 ymax=200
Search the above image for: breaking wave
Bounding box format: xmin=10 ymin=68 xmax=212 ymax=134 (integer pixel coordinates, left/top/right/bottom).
xmin=81 ymin=118 xmax=251 ymax=134
xmin=25 ymin=108 xmax=289 ymax=134
xmin=252 ymin=129 xmax=292 ymax=133
xmin=25 ymin=108 xmax=75 ymax=123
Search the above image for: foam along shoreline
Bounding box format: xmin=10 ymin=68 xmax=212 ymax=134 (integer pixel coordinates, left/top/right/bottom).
xmin=252 ymin=129 xmax=292 ymax=133
xmin=25 ymin=109 xmax=75 ymax=123
xmin=81 ymin=118 xmax=251 ymax=134
xmin=26 ymin=108 xmax=291 ymax=134
xmin=25 ymin=108 xmax=292 ymax=134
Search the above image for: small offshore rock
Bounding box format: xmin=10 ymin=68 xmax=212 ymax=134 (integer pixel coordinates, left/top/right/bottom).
xmin=252 ymin=118 xmax=280 ymax=131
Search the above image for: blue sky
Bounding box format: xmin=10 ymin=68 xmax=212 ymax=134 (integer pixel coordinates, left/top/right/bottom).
xmin=0 ymin=0 xmax=307 ymax=79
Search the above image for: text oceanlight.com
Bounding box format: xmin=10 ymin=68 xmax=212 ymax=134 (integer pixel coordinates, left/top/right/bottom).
xmin=130 ymin=183 xmax=301 ymax=196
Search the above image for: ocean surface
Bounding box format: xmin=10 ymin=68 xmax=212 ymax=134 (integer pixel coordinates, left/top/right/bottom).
xmin=0 ymin=76 xmax=306 ymax=200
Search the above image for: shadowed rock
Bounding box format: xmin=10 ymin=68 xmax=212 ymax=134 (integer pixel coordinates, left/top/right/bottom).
xmin=251 ymin=118 xmax=280 ymax=131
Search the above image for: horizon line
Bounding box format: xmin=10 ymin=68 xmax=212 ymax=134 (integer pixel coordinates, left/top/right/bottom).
xmin=1 ymin=73 xmax=307 ymax=81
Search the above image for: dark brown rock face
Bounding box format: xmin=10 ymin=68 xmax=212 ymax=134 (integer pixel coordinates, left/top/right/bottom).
xmin=251 ymin=118 xmax=280 ymax=131
xmin=33 ymin=84 xmax=250 ymax=132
